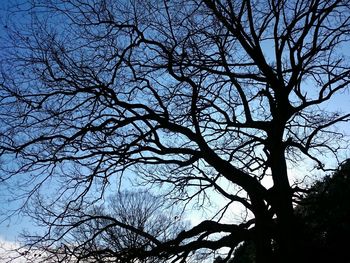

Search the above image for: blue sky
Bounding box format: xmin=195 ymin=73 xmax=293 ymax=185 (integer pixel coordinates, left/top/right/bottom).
xmin=0 ymin=0 xmax=29 ymax=242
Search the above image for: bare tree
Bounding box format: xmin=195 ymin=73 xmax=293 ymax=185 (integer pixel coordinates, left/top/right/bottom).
xmin=0 ymin=0 xmax=350 ymax=262
xmin=16 ymin=191 xmax=187 ymax=263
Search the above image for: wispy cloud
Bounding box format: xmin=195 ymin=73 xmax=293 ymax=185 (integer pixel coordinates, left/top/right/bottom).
xmin=0 ymin=237 xmax=39 ymax=263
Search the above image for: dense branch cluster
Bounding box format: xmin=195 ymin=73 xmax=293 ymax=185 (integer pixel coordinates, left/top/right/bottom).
xmin=0 ymin=0 xmax=349 ymax=262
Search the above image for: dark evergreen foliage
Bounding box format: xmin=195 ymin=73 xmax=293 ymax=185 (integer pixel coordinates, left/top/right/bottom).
xmin=232 ymin=160 xmax=350 ymax=263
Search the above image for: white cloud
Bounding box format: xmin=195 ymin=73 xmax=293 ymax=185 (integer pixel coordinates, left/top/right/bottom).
xmin=0 ymin=237 xmax=24 ymax=262
xmin=0 ymin=237 xmax=42 ymax=263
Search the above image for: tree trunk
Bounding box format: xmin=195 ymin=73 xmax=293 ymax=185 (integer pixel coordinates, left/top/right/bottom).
xmin=254 ymin=220 xmax=274 ymax=263
xmin=250 ymin=192 xmax=274 ymax=263
xmin=270 ymin=146 xmax=297 ymax=263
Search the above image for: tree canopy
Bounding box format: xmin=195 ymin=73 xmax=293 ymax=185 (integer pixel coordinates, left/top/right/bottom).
xmin=295 ymin=160 xmax=350 ymax=263
xmin=0 ymin=0 xmax=350 ymax=262
xmin=230 ymin=159 xmax=350 ymax=263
